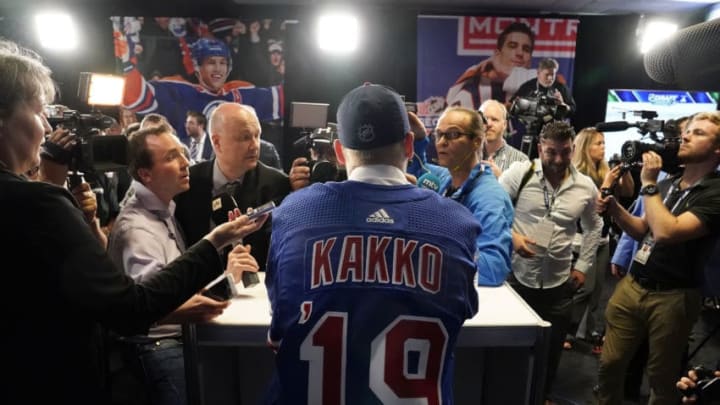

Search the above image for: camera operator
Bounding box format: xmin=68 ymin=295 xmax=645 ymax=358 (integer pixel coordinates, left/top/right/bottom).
xmin=288 ymin=125 xmax=347 ymax=190
xmin=40 ymin=106 xmax=131 ymax=236
xmin=596 ymin=111 xmax=720 ymax=404
xmin=677 ymin=364 xmax=720 ymax=404
xmin=512 ymin=58 xmax=576 ymax=116
xmin=37 ymin=126 xmax=110 ymax=246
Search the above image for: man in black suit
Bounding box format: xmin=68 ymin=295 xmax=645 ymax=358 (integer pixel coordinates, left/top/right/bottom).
xmin=185 ymin=110 xmax=215 ymax=164
xmin=175 ymin=103 xmax=291 ymax=271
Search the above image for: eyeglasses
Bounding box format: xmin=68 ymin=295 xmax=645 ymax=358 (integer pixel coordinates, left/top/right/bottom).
xmin=433 ymin=130 xmax=472 ymax=141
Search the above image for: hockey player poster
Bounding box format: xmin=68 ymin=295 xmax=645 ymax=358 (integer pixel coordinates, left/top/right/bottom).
xmin=416 ymin=16 xmax=579 ymax=131
xmin=112 ymin=17 xmax=291 ymax=142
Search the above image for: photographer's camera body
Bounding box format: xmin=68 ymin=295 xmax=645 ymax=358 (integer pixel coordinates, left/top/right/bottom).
xmin=510 ymin=91 xmax=570 ymax=129
xmin=294 ymin=124 xmax=346 ymax=184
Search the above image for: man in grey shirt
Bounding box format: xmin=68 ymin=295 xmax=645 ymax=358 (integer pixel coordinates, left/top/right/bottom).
xmin=108 ymin=124 xmax=260 ymax=405
xmin=479 ymin=99 xmax=528 ymax=177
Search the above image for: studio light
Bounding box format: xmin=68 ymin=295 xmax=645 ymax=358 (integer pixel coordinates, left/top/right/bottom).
xmin=317 ymin=12 xmax=359 ymax=53
xmin=707 ymin=3 xmax=720 ymax=21
xmin=35 ymin=12 xmax=78 ymax=51
xmin=638 ymin=19 xmax=678 ymax=54
xmin=81 ymin=73 xmax=126 ymax=106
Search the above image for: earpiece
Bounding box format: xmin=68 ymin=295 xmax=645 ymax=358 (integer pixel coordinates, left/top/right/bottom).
xmin=452 ymin=149 xmax=477 ymax=172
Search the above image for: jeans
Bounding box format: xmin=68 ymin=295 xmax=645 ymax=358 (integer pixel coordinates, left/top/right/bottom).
xmin=135 ymin=338 xmax=187 ymax=405
xmin=511 ymin=280 xmax=576 ymax=397
xmin=598 ymin=276 xmax=701 ymax=405
xmin=572 ymin=243 xmax=610 ymax=339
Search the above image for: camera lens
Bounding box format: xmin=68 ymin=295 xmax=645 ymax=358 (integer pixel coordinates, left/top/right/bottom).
xmin=621 ymin=141 xmax=640 ymax=162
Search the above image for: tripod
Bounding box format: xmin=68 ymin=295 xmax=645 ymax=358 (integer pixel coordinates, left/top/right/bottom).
xmin=519 ymin=123 xmax=540 ymax=161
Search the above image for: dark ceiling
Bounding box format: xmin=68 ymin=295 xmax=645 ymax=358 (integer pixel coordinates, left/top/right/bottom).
xmin=1 ymin=0 xmax=717 ymax=17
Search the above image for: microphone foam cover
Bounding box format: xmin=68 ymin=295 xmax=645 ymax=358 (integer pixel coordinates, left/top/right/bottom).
xmin=644 ymin=19 xmax=720 ymax=88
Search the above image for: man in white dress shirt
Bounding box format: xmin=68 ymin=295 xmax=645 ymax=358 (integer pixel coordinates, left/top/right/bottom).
xmin=499 ymin=120 xmax=602 ymax=403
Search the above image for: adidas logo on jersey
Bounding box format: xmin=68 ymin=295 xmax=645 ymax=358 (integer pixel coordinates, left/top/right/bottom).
xmin=366 ymin=208 xmax=394 ymax=224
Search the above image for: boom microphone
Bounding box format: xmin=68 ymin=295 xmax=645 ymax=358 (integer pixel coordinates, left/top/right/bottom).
xmin=643 ymin=19 xmax=720 ymax=88
xmin=596 ymin=121 xmax=633 ymax=132
xmin=417 ymin=172 xmax=441 ymax=192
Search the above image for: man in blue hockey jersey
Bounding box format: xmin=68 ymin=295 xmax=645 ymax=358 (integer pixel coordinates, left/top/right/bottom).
xmin=265 ymin=83 xmax=480 ymax=405
xmin=116 ymin=31 xmax=283 ymax=142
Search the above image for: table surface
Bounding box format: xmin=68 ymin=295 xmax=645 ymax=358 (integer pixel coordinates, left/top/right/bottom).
xmin=195 ymin=274 xmax=549 ymax=347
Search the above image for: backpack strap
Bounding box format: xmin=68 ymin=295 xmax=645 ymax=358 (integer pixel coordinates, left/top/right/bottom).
xmin=512 ymin=161 xmax=536 ymax=207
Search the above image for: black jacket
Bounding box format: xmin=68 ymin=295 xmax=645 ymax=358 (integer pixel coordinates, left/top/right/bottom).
xmin=513 ymin=78 xmax=577 ymax=115
xmin=174 ymin=160 xmax=291 ymax=271
xmin=0 ymin=169 xmax=223 ymax=404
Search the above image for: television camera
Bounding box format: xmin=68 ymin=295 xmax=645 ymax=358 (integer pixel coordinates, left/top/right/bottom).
xmin=596 ymin=110 xmax=682 ymax=176
xmin=597 ymin=111 xmax=683 ymax=200
xmin=40 ymin=72 xmax=128 ymax=189
xmin=42 ymin=105 xmax=128 ymax=188
xmin=293 ymin=123 xmax=346 ymax=183
xmin=509 ymin=91 xmax=571 ymax=159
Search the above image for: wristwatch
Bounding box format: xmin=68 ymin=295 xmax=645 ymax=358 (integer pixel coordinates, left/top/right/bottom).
xmin=639 ymin=184 xmax=659 ymax=196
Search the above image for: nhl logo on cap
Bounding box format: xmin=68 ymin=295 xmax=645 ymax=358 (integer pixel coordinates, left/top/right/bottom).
xmin=357 ymin=124 xmax=376 ymax=143
xmin=337 ymin=83 xmax=410 ymax=150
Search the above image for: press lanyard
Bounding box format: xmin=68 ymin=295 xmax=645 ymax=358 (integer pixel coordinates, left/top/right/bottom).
xmin=662 ymin=183 xmax=693 ymax=215
xmin=495 ymin=154 xmax=507 ymax=171
xmin=485 ymin=144 xmax=508 ymax=171
xmin=490 ymin=147 xmax=507 ymax=171
xmin=635 ymin=180 xmax=693 ymax=266
xmin=540 ymin=178 xmax=557 ymax=214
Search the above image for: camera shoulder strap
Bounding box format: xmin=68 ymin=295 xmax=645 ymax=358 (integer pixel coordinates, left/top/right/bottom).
xmin=512 ymin=161 xmax=536 ymax=207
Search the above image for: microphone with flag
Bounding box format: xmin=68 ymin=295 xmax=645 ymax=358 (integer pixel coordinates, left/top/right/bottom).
xmin=211 ymin=191 xmax=260 ymax=288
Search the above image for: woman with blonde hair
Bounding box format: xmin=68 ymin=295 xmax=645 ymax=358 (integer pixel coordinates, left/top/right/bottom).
xmin=574 ymin=128 xmax=608 ymax=186
xmin=565 ymin=127 xmax=633 ymax=352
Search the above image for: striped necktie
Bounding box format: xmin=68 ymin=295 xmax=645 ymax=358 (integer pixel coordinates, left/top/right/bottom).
xmin=189 ymin=139 xmax=199 ymax=162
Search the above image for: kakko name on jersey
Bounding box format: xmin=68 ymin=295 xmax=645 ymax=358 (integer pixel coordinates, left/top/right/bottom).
xmin=309 ymin=235 xmax=444 ymax=294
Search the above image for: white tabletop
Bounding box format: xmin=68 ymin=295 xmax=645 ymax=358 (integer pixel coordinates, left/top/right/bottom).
xmin=195 ymin=274 xmax=549 ymax=348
